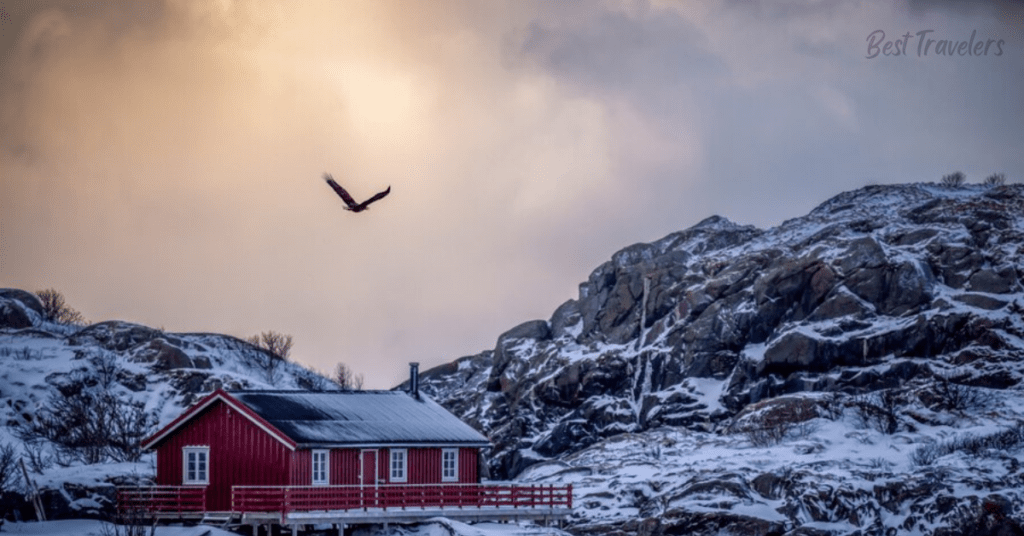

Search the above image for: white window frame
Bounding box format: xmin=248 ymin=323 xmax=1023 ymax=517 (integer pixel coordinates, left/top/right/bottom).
xmin=441 ymin=448 xmax=459 ymax=482
xmin=312 ymin=450 xmax=330 ymax=485
xmin=389 ymin=449 xmax=407 ymax=483
xmin=182 ymin=447 xmax=209 ymax=485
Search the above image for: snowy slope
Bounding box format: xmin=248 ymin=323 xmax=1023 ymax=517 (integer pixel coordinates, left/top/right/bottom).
xmin=410 ymin=183 xmax=1024 ymax=536
xmin=0 ymin=293 xmax=337 ymax=518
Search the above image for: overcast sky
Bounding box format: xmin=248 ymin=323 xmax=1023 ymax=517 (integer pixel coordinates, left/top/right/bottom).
xmin=1 ymin=0 xmax=1021 ymax=388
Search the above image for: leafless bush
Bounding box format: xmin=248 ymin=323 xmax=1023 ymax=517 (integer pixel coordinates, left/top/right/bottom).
xmin=34 ymin=288 xmax=87 ymax=326
xmin=736 ymin=400 xmax=817 ymax=447
xmin=1 ymin=346 xmax=42 ymax=360
xmin=941 ymin=171 xmax=966 ymax=187
xmin=853 ymin=389 xmax=904 ymax=435
xmin=247 ymin=331 xmax=293 ymax=361
xmin=739 ymin=413 xmax=792 ymax=447
xmin=819 ymin=391 xmax=845 ymax=421
xmin=16 ymin=371 xmax=151 ymax=464
xmin=23 ymin=439 xmax=52 ymax=473
xmin=983 ymin=173 xmax=1006 ymax=186
xmin=295 ymin=364 xmax=333 ymax=391
xmin=911 ymin=422 xmax=1024 ymax=467
xmin=0 ymin=441 xmax=17 ymax=493
xmin=333 ymin=362 xmax=364 ymax=391
xmin=246 ymin=331 xmax=294 ymax=385
xmin=932 ymin=373 xmax=990 ymax=412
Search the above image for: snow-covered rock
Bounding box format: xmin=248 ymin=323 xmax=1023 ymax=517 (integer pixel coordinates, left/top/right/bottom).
xmin=407 ymin=183 xmax=1024 ymax=536
xmin=0 ymin=298 xmax=337 ymax=520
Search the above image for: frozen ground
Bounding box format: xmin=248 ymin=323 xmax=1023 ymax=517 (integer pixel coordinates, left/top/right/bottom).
xmin=515 ymin=384 xmax=1024 ymax=534
xmin=0 ymin=519 xmax=570 ymax=536
xmin=352 ymin=518 xmax=571 ymax=536
xmin=0 ymin=520 xmax=236 ymax=536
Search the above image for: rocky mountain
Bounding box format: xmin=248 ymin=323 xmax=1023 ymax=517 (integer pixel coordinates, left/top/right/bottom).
xmin=406 ymin=183 xmax=1024 ymax=536
xmin=0 ymin=289 xmax=338 ymax=519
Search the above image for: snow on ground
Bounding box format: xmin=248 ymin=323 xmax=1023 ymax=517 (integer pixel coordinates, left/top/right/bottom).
xmin=353 ymin=518 xmax=572 ymax=536
xmin=515 ymin=384 xmax=1024 ymax=530
xmin=0 ymin=313 xmax=338 ymax=493
xmin=0 ymin=520 xmax=237 ymax=536
xmin=1 ymin=519 xmax=570 ymax=536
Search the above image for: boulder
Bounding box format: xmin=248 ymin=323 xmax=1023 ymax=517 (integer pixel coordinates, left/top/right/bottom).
xmin=38 ymin=482 xmax=116 ymax=521
xmin=71 ymin=321 xmax=162 ymax=352
xmin=837 ymin=237 xmax=887 ymax=273
xmin=968 ymin=268 xmax=1016 ymax=294
xmin=807 ymin=288 xmax=873 ymax=321
xmin=0 ymin=289 xmax=45 ymax=316
xmin=953 ymin=293 xmax=1008 ymax=310
xmin=131 ymin=338 xmax=193 ymax=370
xmin=489 ymin=319 xmax=551 ymax=388
xmin=0 ymin=298 xmax=35 ymax=329
xmin=549 ymin=299 xmax=582 ymax=339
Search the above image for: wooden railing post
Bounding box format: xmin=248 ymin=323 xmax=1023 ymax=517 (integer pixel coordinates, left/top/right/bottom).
xmin=133 ymin=482 xmax=573 ymax=518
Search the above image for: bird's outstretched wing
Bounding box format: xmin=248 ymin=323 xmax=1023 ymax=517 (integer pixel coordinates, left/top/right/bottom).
xmin=324 ymin=174 xmax=360 ymax=209
xmin=324 ymin=173 xmax=391 ymax=212
xmin=358 ymin=186 xmax=391 ymax=209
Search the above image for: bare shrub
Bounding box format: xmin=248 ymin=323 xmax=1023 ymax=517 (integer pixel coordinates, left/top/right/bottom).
xmin=909 ymin=441 xmax=942 ymax=467
xmin=247 ymin=331 xmax=293 ymax=361
xmin=735 ymin=398 xmax=817 ymax=447
xmin=819 ymin=391 xmax=845 ymax=421
xmin=23 ymin=439 xmax=53 ymax=473
xmin=912 ymin=422 xmax=1024 ymax=467
xmin=246 ymin=331 xmax=294 ymax=385
xmin=295 ymin=364 xmax=333 ymax=391
xmin=853 ymin=389 xmax=904 ymax=434
xmin=941 ymin=171 xmax=966 ymax=187
xmin=932 ymin=373 xmax=990 ymax=412
xmin=983 ymin=173 xmax=1006 ymax=186
xmin=0 ymin=441 xmax=17 ymax=492
xmin=34 ymin=288 xmax=87 ymax=325
xmin=16 ymin=371 xmax=151 ymax=464
xmin=333 ymin=362 xmax=365 ymax=391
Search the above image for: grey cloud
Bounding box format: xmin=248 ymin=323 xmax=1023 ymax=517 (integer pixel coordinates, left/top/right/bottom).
xmin=903 ymin=0 xmax=1024 ymax=20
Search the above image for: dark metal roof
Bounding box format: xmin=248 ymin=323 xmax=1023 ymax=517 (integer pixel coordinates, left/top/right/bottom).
xmin=229 ymin=390 xmax=489 ymax=447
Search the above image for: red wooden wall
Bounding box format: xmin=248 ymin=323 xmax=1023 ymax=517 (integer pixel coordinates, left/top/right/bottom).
xmin=290 ymin=447 xmax=479 ymax=486
xmin=376 ymin=447 xmax=478 ymax=484
xmin=153 ymin=397 xmax=484 ymax=508
xmin=289 ymin=449 xmax=362 ymax=485
xmin=154 ymin=400 xmax=293 ymax=511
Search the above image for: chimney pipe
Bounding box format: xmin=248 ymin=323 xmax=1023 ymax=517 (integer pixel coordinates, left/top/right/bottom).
xmin=409 ymin=362 xmax=420 ymax=399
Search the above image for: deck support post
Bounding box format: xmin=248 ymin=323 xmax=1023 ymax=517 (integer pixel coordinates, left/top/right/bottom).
xmin=291 ymin=524 xmax=298 ymax=536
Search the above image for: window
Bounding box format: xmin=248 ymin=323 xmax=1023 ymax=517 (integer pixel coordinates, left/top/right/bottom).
xmin=441 ymin=449 xmax=458 ymax=482
xmin=389 ymin=449 xmax=407 ymax=482
xmin=312 ymin=450 xmax=329 ymax=485
xmin=183 ymin=447 xmax=209 ymax=484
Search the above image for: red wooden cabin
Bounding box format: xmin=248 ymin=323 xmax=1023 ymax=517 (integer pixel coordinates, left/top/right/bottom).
xmin=120 ymin=372 xmax=570 ymax=527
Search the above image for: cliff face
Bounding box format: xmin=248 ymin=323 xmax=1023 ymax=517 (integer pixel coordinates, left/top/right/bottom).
xmin=407 ymin=183 xmax=1024 ymax=535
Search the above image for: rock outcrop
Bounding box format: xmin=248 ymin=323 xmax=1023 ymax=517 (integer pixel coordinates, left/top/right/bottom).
xmin=408 ymin=183 xmax=1024 ymax=536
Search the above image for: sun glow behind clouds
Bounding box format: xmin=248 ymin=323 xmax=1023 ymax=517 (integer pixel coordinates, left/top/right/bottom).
xmin=328 ymin=60 xmax=423 ymax=146
xmin=1 ymin=0 xmax=1020 ymax=387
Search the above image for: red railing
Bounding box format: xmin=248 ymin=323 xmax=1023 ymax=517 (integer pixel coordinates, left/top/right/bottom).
xmin=117 ymin=486 xmax=206 ymax=516
xmin=233 ymin=483 xmax=572 ymax=515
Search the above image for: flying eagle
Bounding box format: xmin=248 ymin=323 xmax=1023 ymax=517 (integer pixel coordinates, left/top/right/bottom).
xmin=323 ymin=174 xmax=391 ymax=213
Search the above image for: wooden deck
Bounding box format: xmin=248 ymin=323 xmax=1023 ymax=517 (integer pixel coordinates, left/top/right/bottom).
xmin=119 ymin=482 xmax=572 ymax=526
